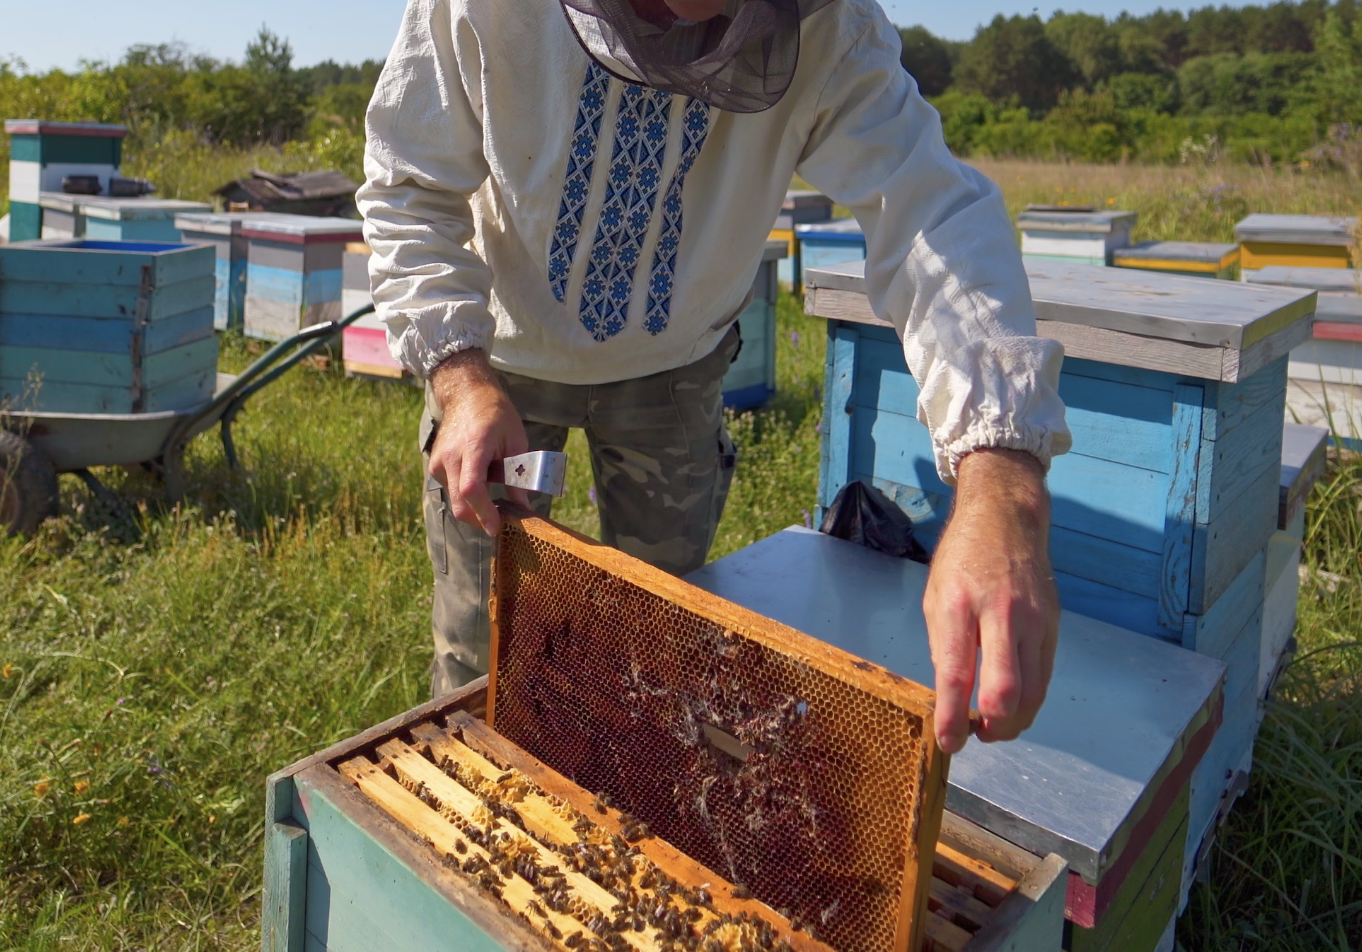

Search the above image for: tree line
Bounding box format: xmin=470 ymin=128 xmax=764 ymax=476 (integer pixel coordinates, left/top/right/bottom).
xmin=3 ymin=5 xmax=1361 ymax=176
xmin=901 ymin=0 xmax=1362 ymax=165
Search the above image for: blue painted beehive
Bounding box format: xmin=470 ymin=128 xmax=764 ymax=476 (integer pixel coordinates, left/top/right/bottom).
xmin=721 ymin=239 xmax=785 ymax=411
xmin=0 ymin=239 xmax=217 ymax=413
xmin=804 ymin=258 xmax=1316 ymax=931
xmin=241 ymin=215 xmax=364 ymax=342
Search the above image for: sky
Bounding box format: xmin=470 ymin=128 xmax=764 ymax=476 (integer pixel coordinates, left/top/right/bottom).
xmin=1 ymin=0 xmax=1260 ymax=72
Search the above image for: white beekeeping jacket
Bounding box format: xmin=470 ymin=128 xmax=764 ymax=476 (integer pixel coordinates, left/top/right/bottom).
xmin=358 ymin=0 xmax=1071 ymax=481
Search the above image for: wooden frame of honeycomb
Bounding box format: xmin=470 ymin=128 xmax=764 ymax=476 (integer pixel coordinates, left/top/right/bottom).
xmin=486 ymin=510 xmax=950 ymax=952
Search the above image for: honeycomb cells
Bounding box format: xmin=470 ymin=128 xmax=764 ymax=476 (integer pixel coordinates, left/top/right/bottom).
xmin=490 ymin=519 xmax=934 ymax=952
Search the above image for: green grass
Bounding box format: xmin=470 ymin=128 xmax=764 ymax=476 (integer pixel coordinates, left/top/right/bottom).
xmin=1 ymin=164 xmax=1360 ymax=950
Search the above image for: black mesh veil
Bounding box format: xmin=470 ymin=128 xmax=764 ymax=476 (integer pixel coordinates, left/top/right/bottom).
xmin=560 ymin=0 xmax=839 ymax=113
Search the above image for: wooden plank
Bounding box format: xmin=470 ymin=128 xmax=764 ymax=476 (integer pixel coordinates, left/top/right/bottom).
xmin=1070 ymin=813 xmax=1187 ymax=952
xmin=1190 ymin=462 xmax=1279 ymax=614
xmin=851 ymin=406 xmax=1172 ymax=554
xmin=1196 ymin=400 xmax=1286 ymax=526
xmin=1159 ymin=384 xmax=1203 ymax=632
xmin=1225 ymin=311 xmax=1314 ymax=382
xmin=1039 ymin=321 xmax=1227 ymax=380
xmin=0 ymin=274 xmax=215 ymax=320
xmin=963 ymin=854 xmax=1066 ymax=952
xmin=1240 ymin=243 xmax=1351 ymax=270
xmin=1259 ymin=541 xmax=1301 ymax=699
xmin=1 ymin=369 xmax=214 ymax=414
xmin=1053 ymin=571 xmax=1163 ymax=639
xmin=1316 ymin=321 xmax=1362 ymax=342
xmin=1182 ymin=553 xmax=1266 ymax=658
xmin=0 ymin=336 xmax=216 ymax=390
xmin=820 ymin=323 xmax=859 ymax=509
xmin=263 ymin=774 xmax=308 ymax=952
xmin=854 ymin=334 xmax=1177 ymax=473
xmin=295 ymin=764 xmax=544 ymax=952
xmin=1201 ymin=357 xmax=1288 ymax=441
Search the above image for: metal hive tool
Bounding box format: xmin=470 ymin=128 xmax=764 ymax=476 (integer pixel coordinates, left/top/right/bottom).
xmin=488 ymin=508 xmax=949 ymax=952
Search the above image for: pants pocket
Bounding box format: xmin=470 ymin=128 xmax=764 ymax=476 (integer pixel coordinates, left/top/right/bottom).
xmin=423 ymin=474 xmax=449 ymax=576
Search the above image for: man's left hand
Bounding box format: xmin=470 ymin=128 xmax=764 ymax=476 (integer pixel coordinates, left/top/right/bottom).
xmin=923 ymin=448 xmax=1059 ymax=754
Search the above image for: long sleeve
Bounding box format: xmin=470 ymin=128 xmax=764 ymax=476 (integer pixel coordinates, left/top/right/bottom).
xmin=796 ymin=12 xmax=1071 ymax=484
xmin=356 ymin=0 xmax=495 ymax=378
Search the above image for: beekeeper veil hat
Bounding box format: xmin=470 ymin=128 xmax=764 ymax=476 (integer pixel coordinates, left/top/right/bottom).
xmin=560 ymin=0 xmax=838 ymax=113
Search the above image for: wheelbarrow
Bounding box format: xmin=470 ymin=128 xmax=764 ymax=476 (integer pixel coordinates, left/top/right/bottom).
xmin=0 ymin=305 xmax=376 ymax=535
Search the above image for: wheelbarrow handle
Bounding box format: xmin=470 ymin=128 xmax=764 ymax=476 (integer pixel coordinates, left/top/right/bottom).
xmin=170 ymin=304 xmax=377 ymax=450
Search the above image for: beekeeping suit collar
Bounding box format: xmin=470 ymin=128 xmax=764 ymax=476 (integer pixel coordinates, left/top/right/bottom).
xmin=560 ymin=0 xmax=838 ymax=113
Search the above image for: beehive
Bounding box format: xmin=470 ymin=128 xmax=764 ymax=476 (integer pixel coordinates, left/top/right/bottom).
xmin=488 ymin=511 xmax=948 ymax=952
xmin=1235 ymin=214 xmax=1357 ymax=278
xmin=265 ymin=678 xmax=1067 ymax=952
xmin=1112 ymin=242 xmax=1240 ymax=280
xmin=1016 ymin=207 xmax=1136 ymax=267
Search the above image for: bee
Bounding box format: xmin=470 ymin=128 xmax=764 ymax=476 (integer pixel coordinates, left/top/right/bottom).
xmin=789 ymin=917 xmax=804 ymax=933
xmin=731 ymin=884 xmax=752 ymax=900
xmin=454 ymin=840 xmax=468 ymax=855
xmin=544 ymin=922 xmax=563 ymax=941
xmin=694 ymin=888 xmax=711 ymax=906
xmin=593 ymin=791 xmax=611 ymax=814
xmin=564 ymin=931 xmax=584 ymax=948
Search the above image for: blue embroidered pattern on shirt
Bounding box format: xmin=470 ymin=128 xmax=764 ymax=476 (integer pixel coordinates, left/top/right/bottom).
xmin=578 ymin=83 xmax=672 ymax=341
xmin=644 ymin=99 xmax=711 ymax=336
xmin=548 ymin=62 xmax=610 ymax=303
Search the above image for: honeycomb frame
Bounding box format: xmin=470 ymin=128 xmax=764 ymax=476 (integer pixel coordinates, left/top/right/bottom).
xmin=488 ymin=507 xmax=949 ymax=952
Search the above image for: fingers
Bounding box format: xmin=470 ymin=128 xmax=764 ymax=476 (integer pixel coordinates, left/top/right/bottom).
xmin=976 ymin=598 xmax=1049 ymax=744
xmin=925 ymin=586 xmax=978 ymax=756
xmin=457 ymin=437 xmax=502 ymax=537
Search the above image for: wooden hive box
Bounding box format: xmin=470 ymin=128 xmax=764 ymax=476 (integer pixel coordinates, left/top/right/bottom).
xmin=1235 ymin=214 xmax=1357 ymax=279
xmin=242 ymin=214 xmax=364 ymax=342
xmin=803 ymin=258 xmax=1317 ymax=945
xmin=794 ymin=219 xmax=865 ymax=291
xmin=0 ymin=239 xmax=217 ymax=414
xmin=721 ymin=239 xmax=784 ymax=411
xmin=176 ymin=212 xmax=259 ymax=333
xmin=265 ymin=677 xmax=1067 ymax=952
xmin=1016 ymin=208 xmax=1136 ymax=267
xmin=76 ymin=196 xmax=212 ymax=242
xmin=770 ymin=189 xmax=833 ymax=291
xmin=4 ymin=120 xmax=127 ymax=243
xmin=1112 ymin=242 xmax=1240 ymax=280
xmin=1247 ymin=266 xmax=1362 ymax=448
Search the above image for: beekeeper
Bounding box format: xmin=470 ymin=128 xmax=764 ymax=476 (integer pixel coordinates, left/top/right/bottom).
xmin=358 ymin=0 xmax=1072 ymax=754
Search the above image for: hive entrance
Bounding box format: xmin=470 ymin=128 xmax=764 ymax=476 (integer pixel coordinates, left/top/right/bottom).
xmin=488 ymin=510 xmax=948 ymax=952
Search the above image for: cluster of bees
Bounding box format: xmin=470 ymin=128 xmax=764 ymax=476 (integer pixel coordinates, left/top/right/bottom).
xmin=401 ymin=741 xmax=805 ymax=952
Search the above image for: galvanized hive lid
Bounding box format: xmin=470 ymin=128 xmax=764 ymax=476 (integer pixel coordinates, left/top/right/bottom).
xmin=488 ymin=510 xmax=948 ymax=952
xmin=1234 ymin=213 xmax=1356 ymax=245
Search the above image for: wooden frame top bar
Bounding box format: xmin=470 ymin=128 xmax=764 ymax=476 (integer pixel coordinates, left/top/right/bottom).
xmin=805 ymin=258 xmax=1317 ymax=382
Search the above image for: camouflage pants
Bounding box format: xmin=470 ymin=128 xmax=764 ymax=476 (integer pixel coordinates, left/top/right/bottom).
xmin=421 ymin=327 xmax=739 ymax=696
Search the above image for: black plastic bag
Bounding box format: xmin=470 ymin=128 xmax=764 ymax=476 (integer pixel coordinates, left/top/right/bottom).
xmin=819 ymin=480 xmax=931 ymax=564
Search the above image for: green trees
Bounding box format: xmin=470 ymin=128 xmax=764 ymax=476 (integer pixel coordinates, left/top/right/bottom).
xmin=956 ymin=15 xmax=1079 ymax=113
xmin=897 ymin=26 xmax=955 ymax=97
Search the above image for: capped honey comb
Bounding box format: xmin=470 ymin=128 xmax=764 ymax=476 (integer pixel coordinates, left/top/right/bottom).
xmin=488 ymin=509 xmax=949 ymax=952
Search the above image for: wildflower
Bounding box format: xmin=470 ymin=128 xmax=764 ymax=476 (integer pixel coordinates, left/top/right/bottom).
xmin=117 ymin=817 xmax=130 ymax=827
xmin=588 ymin=486 xmax=597 ymax=504
xmin=72 ymin=814 xmax=92 ymax=826
xmin=1107 ymin=198 xmax=1116 ymax=205
xmin=209 ymin=815 xmax=218 ymax=825
xmin=2 ymin=663 xmax=12 ymax=679
xmin=74 ymin=781 xmax=91 ymax=795
xmin=790 ymin=331 xmax=800 ymax=346
xmin=33 ymin=781 xmax=50 ymax=798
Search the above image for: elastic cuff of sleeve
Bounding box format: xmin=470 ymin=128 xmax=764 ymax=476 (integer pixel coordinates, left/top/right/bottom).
xmin=938 ymin=425 xmax=1057 ymax=485
xmin=403 ymin=325 xmax=494 ymax=379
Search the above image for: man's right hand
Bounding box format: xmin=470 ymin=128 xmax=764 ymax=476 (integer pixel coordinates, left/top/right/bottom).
xmin=428 ymin=348 xmax=530 ymax=537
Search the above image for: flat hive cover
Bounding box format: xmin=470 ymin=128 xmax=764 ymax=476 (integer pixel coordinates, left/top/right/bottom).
xmin=488 ymin=510 xmax=947 ymax=952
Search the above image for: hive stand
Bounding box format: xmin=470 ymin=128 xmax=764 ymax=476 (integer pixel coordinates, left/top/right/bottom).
xmin=770 ymin=189 xmax=834 ymax=290
xmin=803 ymin=258 xmax=1315 ymax=950
xmin=1017 ymin=208 xmax=1137 ymax=267
xmin=240 ymin=215 xmax=365 ymax=342
xmin=1235 ymin=213 xmax=1357 ymax=281
xmin=1247 ymin=266 xmax=1362 ymax=448
xmin=4 ymin=120 xmax=127 ymax=242
xmin=1113 ymin=242 xmax=1240 ymax=280
xmin=0 ymin=239 xmax=217 ymax=414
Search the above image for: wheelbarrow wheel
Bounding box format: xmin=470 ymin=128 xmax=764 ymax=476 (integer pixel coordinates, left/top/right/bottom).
xmin=0 ymin=430 xmax=59 ymax=537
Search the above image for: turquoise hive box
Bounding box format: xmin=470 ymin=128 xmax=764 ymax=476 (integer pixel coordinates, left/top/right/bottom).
xmin=804 ymin=258 xmax=1315 ymax=949
xmin=175 ymin=212 xmax=262 ymax=333
xmin=0 ymin=239 xmax=217 ymax=414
